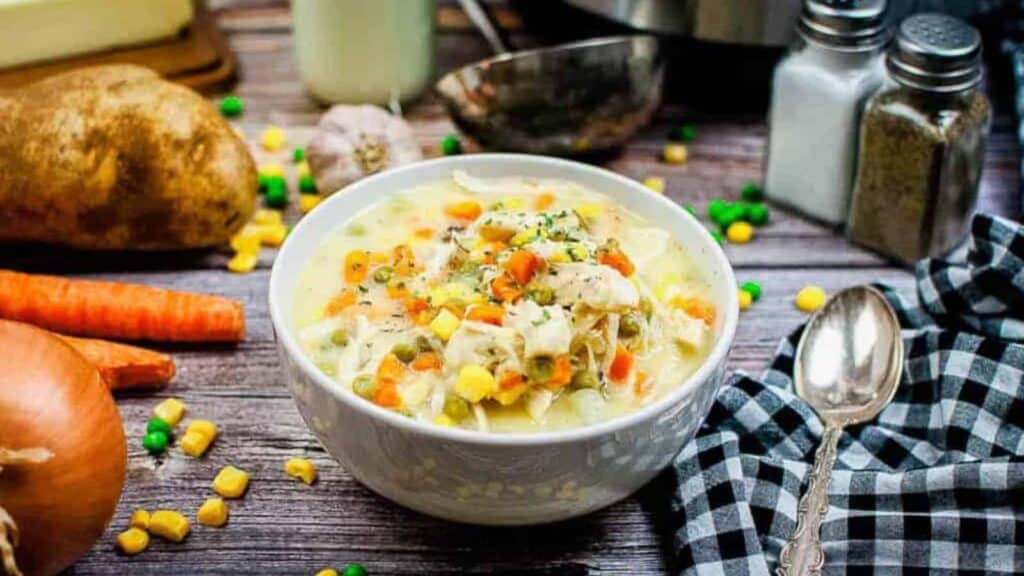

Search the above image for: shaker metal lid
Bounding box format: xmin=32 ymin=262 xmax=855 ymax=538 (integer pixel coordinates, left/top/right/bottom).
xmin=887 ymin=13 xmax=982 ymax=93
xmin=798 ymin=0 xmax=890 ymax=52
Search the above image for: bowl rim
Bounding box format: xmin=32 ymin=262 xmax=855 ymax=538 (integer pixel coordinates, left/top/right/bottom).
xmin=269 ymin=153 xmax=738 ymax=447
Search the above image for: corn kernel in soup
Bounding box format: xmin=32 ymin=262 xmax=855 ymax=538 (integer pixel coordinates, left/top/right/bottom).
xmin=294 ymin=171 xmax=716 ymax=433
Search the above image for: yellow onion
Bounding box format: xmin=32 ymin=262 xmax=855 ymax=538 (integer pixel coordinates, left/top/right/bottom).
xmin=0 ymin=320 xmax=126 ymax=576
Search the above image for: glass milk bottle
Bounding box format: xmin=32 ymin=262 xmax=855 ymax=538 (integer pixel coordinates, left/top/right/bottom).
xmin=764 ymin=0 xmax=890 ymax=225
xmin=292 ymin=0 xmax=437 ymax=106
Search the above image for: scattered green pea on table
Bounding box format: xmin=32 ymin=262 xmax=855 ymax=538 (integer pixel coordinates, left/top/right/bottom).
xmin=741 ymin=281 xmax=762 ymax=301
xmin=342 ymin=564 xmax=368 ymax=576
xmin=299 ymin=174 xmax=318 ymax=195
xmin=740 ymin=182 xmax=764 ymax=202
xmin=218 ymin=95 xmax=244 ymax=118
xmin=441 ymin=134 xmax=463 ymax=156
xmin=669 ymin=124 xmax=698 ymax=143
xmin=146 ymin=417 xmax=173 ymax=437
xmin=265 ymin=178 xmax=288 ymax=208
xmin=142 ymin=430 xmax=169 ymax=455
xmin=747 ymin=203 xmax=769 ymax=226
xmin=738 ymin=281 xmax=762 ymax=311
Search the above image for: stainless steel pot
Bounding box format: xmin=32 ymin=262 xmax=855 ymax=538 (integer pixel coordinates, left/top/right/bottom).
xmin=563 ymin=0 xmax=990 ymax=46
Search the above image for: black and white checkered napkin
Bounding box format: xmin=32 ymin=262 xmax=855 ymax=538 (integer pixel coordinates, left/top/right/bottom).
xmin=663 ymin=214 xmax=1024 ymax=575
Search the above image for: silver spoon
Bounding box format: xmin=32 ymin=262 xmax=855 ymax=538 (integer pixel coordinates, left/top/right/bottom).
xmin=777 ymin=286 xmax=903 ymax=576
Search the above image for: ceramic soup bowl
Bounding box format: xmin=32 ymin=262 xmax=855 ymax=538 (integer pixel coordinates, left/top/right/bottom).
xmin=269 ymin=154 xmax=738 ymax=525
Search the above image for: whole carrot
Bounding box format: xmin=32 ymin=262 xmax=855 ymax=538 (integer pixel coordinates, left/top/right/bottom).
xmin=57 ymin=334 xmax=176 ymax=391
xmin=0 ymin=270 xmax=245 ymax=342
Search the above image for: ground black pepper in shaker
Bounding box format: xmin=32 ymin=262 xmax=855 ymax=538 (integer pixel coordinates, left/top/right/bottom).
xmin=848 ymin=13 xmax=991 ymax=264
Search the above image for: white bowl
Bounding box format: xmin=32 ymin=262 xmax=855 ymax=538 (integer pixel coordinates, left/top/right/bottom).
xmin=269 ymin=154 xmax=738 ymax=525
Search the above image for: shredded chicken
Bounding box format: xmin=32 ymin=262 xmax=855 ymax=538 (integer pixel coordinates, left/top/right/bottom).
xmin=443 ymin=321 xmax=521 ymax=372
xmin=506 ymin=300 xmax=572 ymax=358
xmin=546 ymin=262 xmax=640 ymax=311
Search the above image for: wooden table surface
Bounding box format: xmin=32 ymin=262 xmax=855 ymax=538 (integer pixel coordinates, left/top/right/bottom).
xmin=25 ymin=2 xmax=1015 ymax=575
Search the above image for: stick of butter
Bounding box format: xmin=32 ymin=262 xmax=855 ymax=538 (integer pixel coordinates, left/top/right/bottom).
xmin=0 ymin=0 xmax=194 ymax=69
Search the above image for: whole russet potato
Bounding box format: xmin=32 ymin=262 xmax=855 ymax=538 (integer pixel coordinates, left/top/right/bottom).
xmin=0 ymin=65 xmax=257 ymax=250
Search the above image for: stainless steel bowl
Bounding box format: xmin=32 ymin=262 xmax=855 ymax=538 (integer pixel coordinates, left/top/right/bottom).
xmin=435 ymin=35 xmax=663 ymax=156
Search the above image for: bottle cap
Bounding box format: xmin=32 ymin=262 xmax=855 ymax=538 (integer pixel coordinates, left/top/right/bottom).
xmin=798 ymin=0 xmax=890 ymax=52
xmin=887 ymin=13 xmax=982 ymax=93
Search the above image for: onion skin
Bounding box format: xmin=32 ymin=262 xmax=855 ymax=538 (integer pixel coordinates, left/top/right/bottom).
xmin=0 ymin=320 xmax=126 ymax=576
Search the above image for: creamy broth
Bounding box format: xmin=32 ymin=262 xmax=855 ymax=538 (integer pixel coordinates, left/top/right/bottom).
xmin=294 ymin=171 xmax=716 ymax=433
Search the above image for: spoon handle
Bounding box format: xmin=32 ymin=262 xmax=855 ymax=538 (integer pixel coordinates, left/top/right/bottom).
xmin=777 ymin=425 xmax=842 ymax=576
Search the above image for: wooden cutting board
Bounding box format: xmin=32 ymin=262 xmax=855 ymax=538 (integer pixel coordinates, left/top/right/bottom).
xmin=0 ymin=0 xmax=235 ymax=92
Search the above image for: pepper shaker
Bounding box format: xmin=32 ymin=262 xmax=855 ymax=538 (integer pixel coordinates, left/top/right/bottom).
xmin=848 ymin=13 xmax=991 ymax=263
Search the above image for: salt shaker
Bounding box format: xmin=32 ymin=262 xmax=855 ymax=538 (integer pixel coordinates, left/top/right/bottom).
xmin=848 ymin=13 xmax=990 ymax=263
xmin=765 ymin=0 xmax=890 ymax=225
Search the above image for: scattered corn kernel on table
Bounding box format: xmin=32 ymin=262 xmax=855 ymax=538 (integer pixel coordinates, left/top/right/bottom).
xmin=7 ymin=2 xmax=1018 ymax=575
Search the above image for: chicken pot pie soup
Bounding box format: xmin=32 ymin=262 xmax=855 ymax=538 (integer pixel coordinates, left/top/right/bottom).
xmin=294 ymin=171 xmax=717 ymax=433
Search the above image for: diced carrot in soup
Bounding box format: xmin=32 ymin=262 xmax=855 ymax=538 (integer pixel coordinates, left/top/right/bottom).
xmin=608 ymin=345 xmax=633 ymax=382
xmin=674 ymin=297 xmax=716 ymax=326
xmin=410 ymin=352 xmax=442 ymax=371
xmin=535 ymin=192 xmax=555 ymax=210
xmin=547 ymin=355 xmax=573 ymax=388
xmin=444 ymin=201 xmax=483 ymax=221
xmin=490 ymin=274 xmax=522 ymax=303
xmin=343 ymin=251 xmax=369 ymax=283
xmin=599 ymin=250 xmax=634 ymax=277
xmin=498 ymin=371 xmax=524 ymax=390
xmin=505 ymin=251 xmax=539 ymax=285
xmin=466 ymin=303 xmax=505 ymax=326
xmin=373 ymin=383 xmax=402 ymax=408
xmin=324 ymin=290 xmax=357 ymax=316
xmin=376 ymin=354 xmax=405 ymax=385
